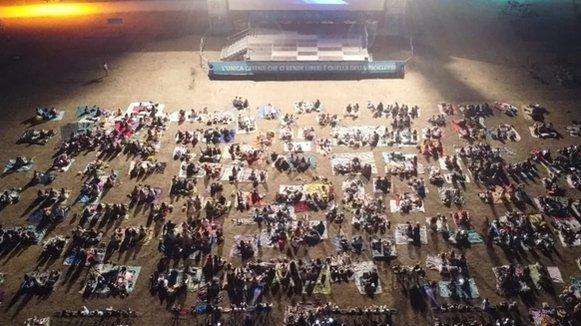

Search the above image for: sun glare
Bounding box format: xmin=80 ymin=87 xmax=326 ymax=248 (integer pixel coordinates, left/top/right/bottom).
xmin=0 ymin=4 xmax=96 ymax=19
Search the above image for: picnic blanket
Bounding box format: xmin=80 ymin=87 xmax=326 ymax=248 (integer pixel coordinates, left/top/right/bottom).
xmin=353 ymin=261 xmax=382 ymax=295
xmin=383 ymin=152 xmax=424 ymax=174
xmin=3 ymin=159 xmax=33 ymax=173
xmin=256 ymin=105 xmax=281 ymax=119
xmin=331 ymin=152 xmax=378 ymax=174
xmin=236 ymin=115 xmax=258 ymax=134
xmin=179 ymin=161 xmax=206 ymax=178
xmin=167 ymin=268 xmax=204 ymax=292
xmin=302 ymin=265 xmax=332 ymax=295
xmin=332 ymin=235 xmax=365 ymax=254
xmin=229 ymin=235 xmax=258 ymax=258
xmin=389 ymin=198 xmax=425 ymax=213
xmin=394 ymin=224 xmax=428 ymax=244
xmin=331 ymin=125 xmax=390 ymax=147
xmin=220 ymin=165 xmax=266 ymax=183
xmin=546 ymin=266 xmax=564 ymax=283
xmin=466 ymin=229 xmax=484 ymax=244
xmin=438 ymin=278 xmax=479 ymax=299
xmin=426 ymin=255 xmax=443 ymax=271
xmin=125 ymin=102 xmax=165 ymax=117
xmin=82 ymin=264 xmax=141 ymax=295
xmin=370 ymin=237 xmax=396 ymax=259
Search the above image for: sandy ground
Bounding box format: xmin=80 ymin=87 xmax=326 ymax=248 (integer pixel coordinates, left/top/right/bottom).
xmin=0 ymin=0 xmax=580 ymax=325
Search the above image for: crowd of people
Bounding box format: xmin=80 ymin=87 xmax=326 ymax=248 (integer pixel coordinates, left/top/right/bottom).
xmin=2 ymin=98 xmax=579 ymax=326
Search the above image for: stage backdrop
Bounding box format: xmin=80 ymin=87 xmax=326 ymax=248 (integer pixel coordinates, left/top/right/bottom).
xmin=228 ymin=0 xmax=385 ymax=11
xmin=208 ymin=60 xmax=405 ymax=78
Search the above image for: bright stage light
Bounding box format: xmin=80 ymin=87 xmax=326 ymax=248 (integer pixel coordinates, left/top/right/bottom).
xmin=0 ymin=3 xmax=97 ymax=19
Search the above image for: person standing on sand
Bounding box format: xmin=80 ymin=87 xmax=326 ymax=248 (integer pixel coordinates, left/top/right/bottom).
xmin=103 ymin=63 xmax=109 ymax=77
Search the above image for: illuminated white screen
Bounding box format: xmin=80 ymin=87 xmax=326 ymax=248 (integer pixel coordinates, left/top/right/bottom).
xmin=228 ymin=0 xmax=385 ymax=11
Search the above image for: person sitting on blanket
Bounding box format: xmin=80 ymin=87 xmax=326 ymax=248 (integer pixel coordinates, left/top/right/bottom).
xmin=175 ymin=130 xmax=201 ymax=146
xmin=450 ymin=210 xmax=470 ymax=229
xmin=396 ymin=192 xmax=423 ymax=213
xmin=490 ymin=124 xmax=518 ymax=142
xmin=532 ymin=121 xmax=558 ymax=138
xmin=0 ymin=226 xmax=40 ymax=249
xmin=302 ymin=127 xmax=316 ymax=141
xmin=237 ymin=239 xmax=254 ymax=260
xmin=205 ymin=195 xmax=229 ymax=218
xmin=41 ymin=236 xmax=67 ymax=260
xmin=374 ymin=176 xmax=391 ymax=194
xmin=31 ymin=170 xmax=56 ymax=185
xmin=36 ymin=107 xmax=58 ymax=120
xmin=428 ymin=114 xmax=447 ymax=126
xmin=542 ymin=175 xmax=563 ymax=196
xmin=408 ymin=178 xmax=426 ymax=198
xmin=0 ymin=188 xmax=21 ymax=206
xmin=9 ymin=156 xmax=33 ymax=171
xmin=170 ymin=176 xmax=195 ymax=196
xmin=20 ymin=270 xmax=61 ymax=296
xmin=281 ymin=113 xmax=297 ymax=127
xmin=232 ymin=97 xmax=249 ymax=110
xmin=256 ymin=131 xmax=275 ymax=147
xmin=199 ymin=146 xmax=221 ymax=163
xmin=325 ymin=205 xmax=345 ymax=225
xmin=439 ymin=102 xmax=455 ymax=115
xmin=478 ymin=188 xmax=494 ymax=204
xmin=360 ymin=269 xmax=379 ymax=297
xmin=426 ymin=167 xmax=443 ymax=186
xmin=237 ymin=114 xmax=256 ymax=133
xmin=316 ymin=113 xmax=333 ymax=128
xmin=150 ymin=202 xmax=173 ymax=221
xmin=344 ymin=103 xmax=360 ymax=118
xmin=439 ymin=187 xmax=463 ymax=206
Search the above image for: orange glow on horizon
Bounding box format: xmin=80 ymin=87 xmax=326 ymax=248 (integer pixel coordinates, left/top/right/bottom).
xmin=0 ymin=4 xmax=97 ymax=19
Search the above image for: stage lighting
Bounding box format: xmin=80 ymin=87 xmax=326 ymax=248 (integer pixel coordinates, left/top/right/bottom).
xmin=0 ymin=3 xmax=96 ymax=19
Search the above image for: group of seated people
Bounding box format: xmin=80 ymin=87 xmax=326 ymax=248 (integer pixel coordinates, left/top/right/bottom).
xmin=351 ymin=197 xmax=390 ymax=234
xmin=344 ymin=103 xmax=360 ymax=118
xmin=129 ymin=159 xmax=164 ymax=178
xmin=158 ymin=220 xmax=224 ymax=261
xmin=19 ymin=270 xmax=61 ymax=296
xmin=439 ymin=187 xmax=464 ymax=207
xmin=228 ymin=144 xmax=263 ymax=164
xmin=0 ymin=226 xmax=41 ymax=250
xmin=170 ymin=176 xmax=196 ymax=196
xmin=428 ymin=114 xmax=447 ymax=126
xmin=40 ymin=236 xmax=67 ymax=260
xmin=19 ymin=129 xmax=55 ymax=145
xmin=237 ymin=114 xmax=256 ymax=133
xmin=333 ymin=157 xmax=373 ymax=179
xmin=272 ymin=153 xmax=312 ymax=173
xmin=175 ymin=130 xmax=202 ymax=146
xmin=487 ymin=211 xmax=554 ymax=254
xmin=203 ymin=128 xmax=234 ymax=144
xmin=0 ymin=187 xmax=21 ymax=206
xmin=531 ymin=121 xmax=559 ymax=138
xmin=106 ymin=225 xmax=149 ymax=254
xmin=317 ymin=113 xmax=339 ymax=127
xmin=35 ymin=107 xmax=59 ymax=120
xmin=368 ymin=102 xmax=420 ymax=121
xmin=232 ymin=97 xmax=249 ymax=110
xmin=295 ymin=99 xmax=321 ymax=114
xmin=81 ymin=203 xmax=128 ymax=223
xmin=128 ymin=184 xmax=160 ymax=206
xmin=489 ymin=124 xmax=518 ymax=142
